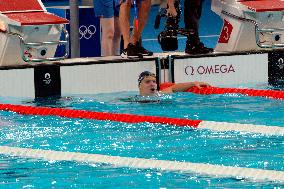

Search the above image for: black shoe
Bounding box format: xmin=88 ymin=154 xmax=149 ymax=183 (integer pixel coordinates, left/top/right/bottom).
xmin=121 ymin=43 xmax=143 ymax=58
xmin=185 ymin=42 xmax=213 ymax=55
xmin=135 ymin=42 xmax=153 ymax=56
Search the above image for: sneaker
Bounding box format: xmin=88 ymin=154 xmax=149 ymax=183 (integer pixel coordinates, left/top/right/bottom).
xmin=135 ymin=42 xmax=153 ymax=56
xmin=185 ymin=42 xmax=213 ymax=55
xmin=121 ymin=43 xmax=143 ymax=58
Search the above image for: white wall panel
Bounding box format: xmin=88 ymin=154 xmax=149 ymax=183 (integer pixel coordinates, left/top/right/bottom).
xmin=60 ymin=60 xmax=156 ymax=94
xmin=0 ymin=69 xmax=34 ymax=97
xmin=174 ymin=54 xmax=268 ymax=86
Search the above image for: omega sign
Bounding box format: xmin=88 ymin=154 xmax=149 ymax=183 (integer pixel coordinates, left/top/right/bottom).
xmin=185 ymin=64 xmax=235 ymax=76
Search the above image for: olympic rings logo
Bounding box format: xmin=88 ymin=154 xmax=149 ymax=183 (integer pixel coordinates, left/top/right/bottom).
xmin=79 ymin=25 xmax=96 ymax=40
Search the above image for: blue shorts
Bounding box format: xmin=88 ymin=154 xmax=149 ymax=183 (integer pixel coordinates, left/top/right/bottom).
xmin=121 ymin=0 xmax=146 ymax=3
xmin=122 ymin=0 xmax=146 ymax=2
xmin=94 ymin=0 xmax=120 ymax=18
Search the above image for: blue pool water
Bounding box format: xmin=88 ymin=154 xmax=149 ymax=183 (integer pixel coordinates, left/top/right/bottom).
xmin=1 ymin=1 xmax=282 ymax=188
xmin=0 ymin=86 xmax=284 ymax=188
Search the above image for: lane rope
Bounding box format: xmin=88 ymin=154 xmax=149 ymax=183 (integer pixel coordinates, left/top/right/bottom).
xmin=0 ymin=103 xmax=283 ymax=136
xmin=0 ymin=146 xmax=283 ymax=182
xmin=160 ymin=82 xmax=284 ymax=100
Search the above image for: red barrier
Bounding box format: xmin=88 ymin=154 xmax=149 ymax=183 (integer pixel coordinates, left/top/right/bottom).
xmin=0 ymin=84 xmax=282 ymax=128
xmin=0 ymin=104 xmax=201 ymax=128
xmin=160 ymin=83 xmax=284 ymax=99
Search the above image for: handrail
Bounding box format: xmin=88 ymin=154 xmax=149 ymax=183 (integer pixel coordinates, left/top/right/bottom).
xmin=7 ymin=27 xmax=69 ymax=62
xmin=221 ymin=10 xmax=284 ymax=49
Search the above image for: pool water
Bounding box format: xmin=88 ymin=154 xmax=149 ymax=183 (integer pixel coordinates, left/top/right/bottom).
xmin=0 ymin=87 xmax=283 ymax=188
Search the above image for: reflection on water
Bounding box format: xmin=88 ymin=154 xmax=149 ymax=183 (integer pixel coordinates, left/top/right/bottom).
xmin=0 ymin=86 xmax=283 ymax=188
xmin=23 ymin=96 xmax=74 ymax=108
xmin=120 ymin=93 xmax=173 ymax=104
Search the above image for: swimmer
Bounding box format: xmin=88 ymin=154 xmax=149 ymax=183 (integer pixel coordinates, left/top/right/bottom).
xmin=138 ymin=71 xmax=210 ymax=96
xmin=121 ymin=71 xmax=210 ymax=103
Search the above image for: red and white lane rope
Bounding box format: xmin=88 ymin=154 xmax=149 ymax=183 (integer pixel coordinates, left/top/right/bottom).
xmin=160 ymin=82 xmax=284 ymax=100
xmin=0 ymin=146 xmax=283 ymax=182
xmin=0 ymin=103 xmax=283 ymax=136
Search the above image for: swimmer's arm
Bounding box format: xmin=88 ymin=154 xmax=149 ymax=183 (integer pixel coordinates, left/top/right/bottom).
xmin=161 ymin=82 xmax=210 ymax=93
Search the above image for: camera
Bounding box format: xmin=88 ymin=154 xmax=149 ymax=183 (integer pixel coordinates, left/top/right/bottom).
xmin=157 ymin=16 xmax=179 ymax=51
xmin=154 ymin=1 xmax=182 ymax=51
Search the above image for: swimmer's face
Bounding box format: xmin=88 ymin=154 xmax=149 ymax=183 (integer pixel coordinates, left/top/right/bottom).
xmin=139 ymin=75 xmax=157 ymax=96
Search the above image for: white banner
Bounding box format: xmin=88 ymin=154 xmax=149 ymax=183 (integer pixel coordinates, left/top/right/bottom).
xmin=173 ymin=53 xmax=268 ymax=86
xmin=61 ymin=60 xmax=157 ymax=94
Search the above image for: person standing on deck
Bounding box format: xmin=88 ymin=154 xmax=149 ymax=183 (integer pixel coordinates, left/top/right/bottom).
xmin=94 ymin=0 xmax=121 ymax=56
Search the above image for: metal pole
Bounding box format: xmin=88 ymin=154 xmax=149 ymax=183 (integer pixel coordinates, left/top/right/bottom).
xmin=69 ymin=0 xmax=80 ymax=58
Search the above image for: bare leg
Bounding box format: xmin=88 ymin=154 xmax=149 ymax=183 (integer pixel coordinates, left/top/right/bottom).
xmin=100 ymin=17 xmax=115 ymax=56
xmin=119 ymin=1 xmax=131 ymax=49
xmin=113 ymin=16 xmax=121 ymax=55
xmin=132 ymin=0 xmax=151 ymax=44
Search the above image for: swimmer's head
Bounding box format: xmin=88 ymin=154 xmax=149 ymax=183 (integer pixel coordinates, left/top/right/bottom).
xmin=138 ymin=71 xmax=157 ymax=96
xmin=138 ymin=71 xmax=156 ymax=86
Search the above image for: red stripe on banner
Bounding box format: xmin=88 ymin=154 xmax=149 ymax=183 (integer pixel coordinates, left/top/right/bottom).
xmin=160 ymin=83 xmax=284 ymax=99
xmin=0 ymin=104 xmax=201 ymax=128
xmin=6 ymin=12 xmax=69 ymax=25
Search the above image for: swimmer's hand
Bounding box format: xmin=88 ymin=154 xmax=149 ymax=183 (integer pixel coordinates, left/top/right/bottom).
xmin=193 ymin=82 xmax=211 ymax=89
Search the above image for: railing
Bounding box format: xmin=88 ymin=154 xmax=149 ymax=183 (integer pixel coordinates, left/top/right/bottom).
xmin=7 ymin=27 xmax=69 ymax=62
xmin=222 ymin=10 xmax=284 ymax=48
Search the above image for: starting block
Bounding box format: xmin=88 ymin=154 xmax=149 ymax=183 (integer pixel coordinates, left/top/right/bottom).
xmin=212 ymin=0 xmax=284 ymax=52
xmin=0 ymin=0 xmax=69 ymax=66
